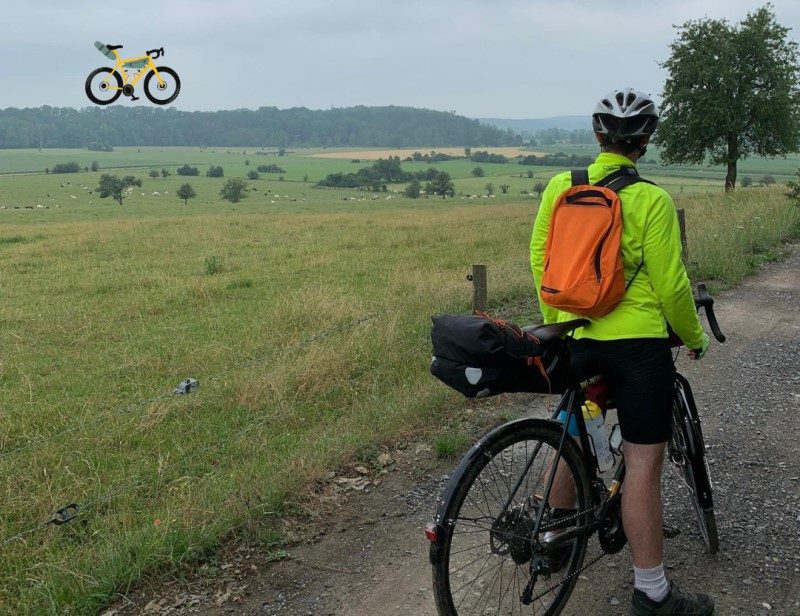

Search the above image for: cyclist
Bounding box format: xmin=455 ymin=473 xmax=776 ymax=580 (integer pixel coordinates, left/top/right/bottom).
xmin=530 ymin=88 xmax=713 ymax=615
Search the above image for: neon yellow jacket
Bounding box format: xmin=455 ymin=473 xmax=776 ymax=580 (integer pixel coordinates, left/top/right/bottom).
xmin=530 ymin=152 xmax=704 ymax=349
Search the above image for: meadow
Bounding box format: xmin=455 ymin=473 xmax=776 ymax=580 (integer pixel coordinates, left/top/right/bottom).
xmin=0 ymin=147 xmax=799 ymax=614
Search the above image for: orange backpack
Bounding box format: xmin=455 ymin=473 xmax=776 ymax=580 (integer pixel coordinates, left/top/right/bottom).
xmin=540 ymin=167 xmax=649 ymax=318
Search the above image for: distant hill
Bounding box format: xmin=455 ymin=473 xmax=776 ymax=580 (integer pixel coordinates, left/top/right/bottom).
xmin=477 ymin=116 xmax=591 ymax=135
xmin=0 ymin=105 xmax=523 ymax=149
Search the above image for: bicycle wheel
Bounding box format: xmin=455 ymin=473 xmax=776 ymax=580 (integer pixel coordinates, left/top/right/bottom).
xmin=144 ymin=66 xmax=180 ymax=105
xmin=85 ymin=67 xmax=122 ymax=105
xmin=431 ymin=418 xmax=592 ymax=615
xmin=668 ymin=375 xmax=719 ymax=554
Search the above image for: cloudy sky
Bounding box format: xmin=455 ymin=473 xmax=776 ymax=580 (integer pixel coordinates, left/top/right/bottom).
xmin=1 ymin=0 xmax=798 ymax=118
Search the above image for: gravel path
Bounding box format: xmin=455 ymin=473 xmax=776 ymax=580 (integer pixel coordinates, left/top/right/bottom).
xmin=111 ymin=244 xmax=800 ymax=616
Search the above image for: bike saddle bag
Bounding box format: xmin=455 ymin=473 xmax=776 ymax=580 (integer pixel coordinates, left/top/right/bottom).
xmin=430 ymin=313 xmax=568 ymax=398
xmin=95 ymin=41 xmax=117 ymax=60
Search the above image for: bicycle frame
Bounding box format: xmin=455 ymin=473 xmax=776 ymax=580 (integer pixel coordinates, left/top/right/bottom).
xmin=102 ymin=51 xmax=165 ymax=89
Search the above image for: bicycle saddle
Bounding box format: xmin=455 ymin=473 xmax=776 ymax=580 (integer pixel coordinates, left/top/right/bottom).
xmin=523 ymin=319 xmax=590 ymax=344
xmin=106 ymin=44 xmax=123 ymax=50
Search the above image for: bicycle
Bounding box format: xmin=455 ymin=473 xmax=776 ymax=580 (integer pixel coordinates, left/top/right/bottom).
xmin=425 ymin=284 xmax=726 ymax=615
xmin=85 ymin=41 xmax=180 ymax=106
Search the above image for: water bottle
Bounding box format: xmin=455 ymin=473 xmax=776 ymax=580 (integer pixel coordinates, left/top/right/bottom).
xmin=583 ymin=400 xmax=614 ymax=472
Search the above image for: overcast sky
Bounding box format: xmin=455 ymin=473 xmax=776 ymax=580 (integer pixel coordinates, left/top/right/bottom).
xmin=1 ymin=0 xmax=798 ymax=118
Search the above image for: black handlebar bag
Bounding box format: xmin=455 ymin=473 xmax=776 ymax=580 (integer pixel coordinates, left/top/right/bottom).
xmin=430 ymin=313 xmax=568 ymax=398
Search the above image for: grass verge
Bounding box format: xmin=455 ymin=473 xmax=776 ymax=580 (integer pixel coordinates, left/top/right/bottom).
xmin=0 ymin=187 xmax=797 ymax=614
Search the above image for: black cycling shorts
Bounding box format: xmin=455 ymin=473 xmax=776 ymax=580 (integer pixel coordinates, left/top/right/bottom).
xmin=567 ymin=338 xmax=675 ymax=445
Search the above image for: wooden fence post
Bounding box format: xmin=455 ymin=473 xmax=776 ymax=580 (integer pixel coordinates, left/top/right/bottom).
xmin=470 ymin=264 xmax=487 ymax=313
xmin=676 ymin=209 xmax=688 ymax=261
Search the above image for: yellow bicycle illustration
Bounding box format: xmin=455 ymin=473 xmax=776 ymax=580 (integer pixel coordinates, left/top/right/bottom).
xmin=85 ymin=42 xmax=180 ymax=105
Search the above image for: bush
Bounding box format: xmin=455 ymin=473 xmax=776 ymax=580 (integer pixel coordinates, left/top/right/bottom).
xmin=148 ymin=170 xmax=160 ymax=179
xmin=177 ymin=164 xmax=199 ymax=176
xmin=257 ymin=164 xmax=286 ymax=173
xmin=470 ymin=150 xmax=508 ymax=164
xmin=51 ymin=162 xmax=81 ymax=174
xmin=760 ymin=175 xmax=776 ymax=186
xmin=247 ymin=170 xmax=260 ymax=180
xmin=471 ymin=166 xmax=485 ymax=177
xmin=91 ymin=161 xmax=99 ymax=172
xmin=741 ymin=176 xmax=753 ymax=187
xmin=404 ymin=179 xmax=421 ymax=198
xmin=87 ymin=142 xmax=113 ymax=152
xmin=206 ymin=166 xmax=224 ymax=178
xmin=161 ymin=168 xmax=171 ymax=178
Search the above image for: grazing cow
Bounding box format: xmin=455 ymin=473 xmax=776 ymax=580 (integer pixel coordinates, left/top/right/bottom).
xmin=152 ymin=192 xmax=160 ymax=196
xmin=70 ymin=195 xmax=77 ymax=199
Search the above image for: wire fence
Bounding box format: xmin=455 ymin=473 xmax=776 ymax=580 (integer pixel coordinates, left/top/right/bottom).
xmin=0 ymin=311 xmax=382 ymax=549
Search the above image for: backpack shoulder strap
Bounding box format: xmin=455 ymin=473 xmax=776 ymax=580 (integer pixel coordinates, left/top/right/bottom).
xmin=595 ymin=166 xmax=658 ymax=193
xmin=570 ymin=169 xmax=589 ymax=186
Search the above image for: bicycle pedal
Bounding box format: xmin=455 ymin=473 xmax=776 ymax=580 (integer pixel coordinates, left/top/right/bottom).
xmin=130 ymin=95 xmax=140 ymax=101
xmin=662 ymin=523 xmax=680 ymax=538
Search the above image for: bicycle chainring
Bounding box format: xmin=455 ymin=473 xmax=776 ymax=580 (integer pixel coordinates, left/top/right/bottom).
xmin=598 ymin=498 xmax=627 ymax=555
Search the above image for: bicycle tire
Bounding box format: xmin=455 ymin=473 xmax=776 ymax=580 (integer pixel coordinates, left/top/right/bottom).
xmin=430 ymin=418 xmax=592 ymax=615
xmin=143 ymin=66 xmax=180 ymax=105
xmin=85 ymin=67 xmax=122 ymax=105
xmin=670 ymin=375 xmax=719 ymax=554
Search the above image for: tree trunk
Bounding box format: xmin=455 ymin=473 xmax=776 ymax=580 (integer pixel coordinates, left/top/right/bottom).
xmin=725 ymin=134 xmax=739 ymax=192
xmin=725 ymin=161 xmax=737 ymax=192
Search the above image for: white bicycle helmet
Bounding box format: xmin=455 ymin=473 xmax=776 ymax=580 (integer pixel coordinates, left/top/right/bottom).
xmin=592 ymin=88 xmax=659 ymax=140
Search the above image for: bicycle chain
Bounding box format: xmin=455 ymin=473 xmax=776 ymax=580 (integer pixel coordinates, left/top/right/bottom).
xmin=537 ymin=503 xmax=600 ymax=532
xmin=529 ymin=503 xmax=607 ymax=602
xmin=530 ymin=550 xmax=606 ymax=602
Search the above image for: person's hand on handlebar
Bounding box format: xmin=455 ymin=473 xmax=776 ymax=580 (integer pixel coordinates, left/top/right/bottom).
xmin=688 ymin=333 xmax=710 ymax=360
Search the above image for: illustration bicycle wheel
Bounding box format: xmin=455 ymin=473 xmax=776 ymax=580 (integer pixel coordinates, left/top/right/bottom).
xmin=143 ymin=66 xmax=180 ymax=105
xmin=668 ymin=376 xmax=719 ymax=554
xmin=430 ymin=418 xmax=592 ymax=615
xmin=85 ymin=67 xmax=123 ymax=105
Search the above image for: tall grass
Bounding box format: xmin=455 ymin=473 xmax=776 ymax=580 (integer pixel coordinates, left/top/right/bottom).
xmin=682 ymin=187 xmax=800 ymax=286
xmin=0 ymin=187 xmax=796 ymax=614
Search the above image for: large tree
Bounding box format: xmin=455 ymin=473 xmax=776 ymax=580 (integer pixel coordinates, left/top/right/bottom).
xmin=657 ymin=4 xmax=800 ymax=190
xmin=97 ymin=173 xmax=141 ymax=205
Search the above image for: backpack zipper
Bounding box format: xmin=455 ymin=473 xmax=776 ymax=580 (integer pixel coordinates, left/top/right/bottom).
xmin=593 ymin=224 xmax=613 ymax=283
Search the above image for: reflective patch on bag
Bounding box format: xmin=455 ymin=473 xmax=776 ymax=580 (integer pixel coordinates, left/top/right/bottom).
xmin=465 ymin=367 xmax=483 ymax=385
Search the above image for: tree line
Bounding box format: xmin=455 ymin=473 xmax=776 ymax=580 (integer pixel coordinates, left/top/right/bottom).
xmin=0 ymin=105 xmax=522 ymax=149
xmin=317 ymin=157 xmax=444 ymax=191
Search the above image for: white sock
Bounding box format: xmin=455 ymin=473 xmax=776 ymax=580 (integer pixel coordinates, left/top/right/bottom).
xmin=633 ymin=564 xmax=670 ymax=603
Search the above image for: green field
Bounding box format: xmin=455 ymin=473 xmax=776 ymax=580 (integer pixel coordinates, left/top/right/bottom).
xmin=1 ymin=147 xmax=799 ymax=614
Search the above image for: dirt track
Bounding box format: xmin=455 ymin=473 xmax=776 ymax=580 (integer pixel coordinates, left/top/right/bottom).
xmin=112 ymin=244 xmax=800 ymax=616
